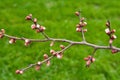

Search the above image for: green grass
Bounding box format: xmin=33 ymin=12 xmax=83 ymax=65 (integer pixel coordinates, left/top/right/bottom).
xmin=0 ymin=0 xmax=120 ymax=80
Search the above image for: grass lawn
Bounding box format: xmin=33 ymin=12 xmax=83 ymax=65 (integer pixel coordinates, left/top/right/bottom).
xmin=0 ymin=0 xmax=120 ymax=80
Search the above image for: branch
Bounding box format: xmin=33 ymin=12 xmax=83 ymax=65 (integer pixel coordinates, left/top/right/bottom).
xmin=0 ymin=12 xmax=119 ymax=74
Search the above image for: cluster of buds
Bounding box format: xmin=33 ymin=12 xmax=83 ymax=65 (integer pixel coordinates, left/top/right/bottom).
xmin=50 ymin=49 xmax=63 ymax=59
xmin=105 ymin=21 xmax=117 ymax=44
xmin=25 ymin=14 xmax=46 ymax=33
xmin=111 ymin=49 xmax=118 ymax=54
xmin=84 ymin=55 xmax=95 ymax=67
xmin=75 ymin=11 xmax=87 ymax=32
xmin=16 ymin=70 xmax=24 ymax=74
xmin=0 ymin=29 xmax=5 ymax=38
xmin=43 ymin=54 xmax=50 ymax=66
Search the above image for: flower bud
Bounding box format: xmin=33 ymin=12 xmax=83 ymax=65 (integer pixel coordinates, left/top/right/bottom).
xmin=9 ymin=38 xmax=16 ymax=44
xmin=31 ymin=24 xmax=37 ymax=29
xmin=84 ymin=57 xmax=89 ymax=61
xmin=0 ymin=32 xmax=4 ymax=38
xmin=50 ymin=49 xmax=56 ymax=55
xmin=83 ymin=22 xmax=87 ymax=26
xmin=33 ymin=18 xmax=37 ymax=23
xmin=109 ymin=39 xmax=113 ymax=44
xmin=76 ymin=27 xmax=81 ymax=32
xmin=46 ymin=60 xmax=50 ymax=66
xmin=80 ymin=17 xmax=85 ymax=22
xmin=35 ymin=65 xmax=40 ymax=70
xmin=50 ymin=41 xmax=54 ymax=47
xmin=111 ymin=49 xmax=118 ymax=54
xmin=105 ymin=28 xmax=111 ymax=35
xmin=56 ymin=53 xmax=63 ymax=59
xmin=111 ymin=35 xmax=117 ymax=40
xmin=37 ymin=61 xmax=41 ymax=66
xmin=83 ymin=29 xmax=87 ymax=32
xmin=86 ymin=60 xmax=91 ymax=67
xmin=111 ymin=29 xmax=116 ymax=33
xmin=15 ymin=70 xmax=23 ymax=74
xmin=106 ymin=21 xmax=110 ymax=27
xmin=60 ymin=45 xmax=65 ymax=49
xmin=39 ymin=26 xmax=46 ymax=32
xmin=1 ymin=29 xmax=5 ymax=33
xmin=75 ymin=11 xmax=80 ymax=16
xmin=25 ymin=14 xmax=32 ymax=20
xmin=91 ymin=57 xmax=95 ymax=62
xmin=43 ymin=54 xmax=48 ymax=59
xmin=24 ymin=39 xmax=31 ymax=46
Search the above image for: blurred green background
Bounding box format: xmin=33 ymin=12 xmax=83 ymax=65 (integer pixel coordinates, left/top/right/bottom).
xmin=0 ymin=0 xmax=120 ymax=80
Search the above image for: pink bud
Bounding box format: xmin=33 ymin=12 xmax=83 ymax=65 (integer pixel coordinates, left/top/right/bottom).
xmin=37 ymin=61 xmax=41 ymax=66
xmin=111 ymin=29 xmax=116 ymax=33
xmin=75 ymin=11 xmax=80 ymax=16
xmin=56 ymin=53 xmax=63 ymax=59
xmin=105 ymin=28 xmax=111 ymax=35
xmin=109 ymin=39 xmax=113 ymax=44
xmin=83 ymin=22 xmax=87 ymax=26
xmin=16 ymin=70 xmax=20 ymax=74
xmin=60 ymin=45 xmax=65 ymax=49
xmin=35 ymin=65 xmax=40 ymax=70
xmin=111 ymin=35 xmax=117 ymax=40
xmin=46 ymin=60 xmax=50 ymax=66
xmin=91 ymin=58 xmax=95 ymax=62
xmin=33 ymin=18 xmax=37 ymax=23
xmin=43 ymin=54 xmax=48 ymax=59
xmin=1 ymin=29 xmax=5 ymax=33
xmin=84 ymin=57 xmax=89 ymax=61
xmin=39 ymin=26 xmax=46 ymax=32
xmin=86 ymin=60 xmax=91 ymax=67
xmin=76 ymin=27 xmax=81 ymax=32
xmin=111 ymin=49 xmax=118 ymax=54
xmin=50 ymin=50 xmax=56 ymax=55
xmin=19 ymin=70 xmax=23 ymax=74
xmin=0 ymin=32 xmax=4 ymax=38
xmin=50 ymin=41 xmax=54 ymax=47
xmin=9 ymin=38 xmax=16 ymax=44
xmin=25 ymin=14 xmax=32 ymax=20
xmin=31 ymin=24 xmax=37 ymax=29
xmin=24 ymin=39 xmax=31 ymax=46
xmin=83 ymin=29 xmax=87 ymax=32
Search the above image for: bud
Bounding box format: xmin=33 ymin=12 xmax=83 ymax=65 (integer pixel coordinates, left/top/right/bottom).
xmin=83 ymin=22 xmax=87 ymax=26
xmin=36 ymin=24 xmax=40 ymax=28
xmin=91 ymin=57 xmax=95 ymax=62
xmin=37 ymin=61 xmax=41 ymax=66
xmin=50 ymin=41 xmax=54 ymax=47
xmin=43 ymin=54 xmax=48 ymax=59
xmin=24 ymin=39 xmax=31 ymax=46
xmin=0 ymin=32 xmax=4 ymax=38
xmin=15 ymin=70 xmax=23 ymax=74
xmin=86 ymin=60 xmax=91 ymax=67
xmin=60 ymin=45 xmax=65 ymax=49
xmin=39 ymin=26 xmax=46 ymax=32
xmin=9 ymin=38 xmax=16 ymax=44
xmin=46 ymin=60 xmax=50 ymax=66
xmin=25 ymin=14 xmax=32 ymax=20
xmin=15 ymin=70 xmax=20 ymax=74
xmin=111 ymin=35 xmax=117 ymax=40
xmin=111 ymin=49 xmax=118 ymax=54
xmin=76 ymin=24 xmax=80 ymax=28
xmin=111 ymin=29 xmax=116 ymax=33
xmin=84 ymin=57 xmax=89 ymax=61
xmin=109 ymin=39 xmax=113 ymax=44
xmin=31 ymin=24 xmax=37 ymax=29
xmin=80 ymin=17 xmax=85 ymax=22
xmin=76 ymin=27 xmax=81 ymax=32
xmin=105 ymin=28 xmax=111 ymax=35
xmin=83 ymin=29 xmax=87 ymax=32
xmin=56 ymin=53 xmax=63 ymax=59
xmin=35 ymin=65 xmax=40 ymax=70
xmin=75 ymin=11 xmax=80 ymax=16
xmin=33 ymin=18 xmax=37 ymax=23
xmin=50 ymin=49 xmax=55 ymax=55
xmin=1 ymin=29 xmax=5 ymax=33
xmin=106 ymin=21 xmax=110 ymax=27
